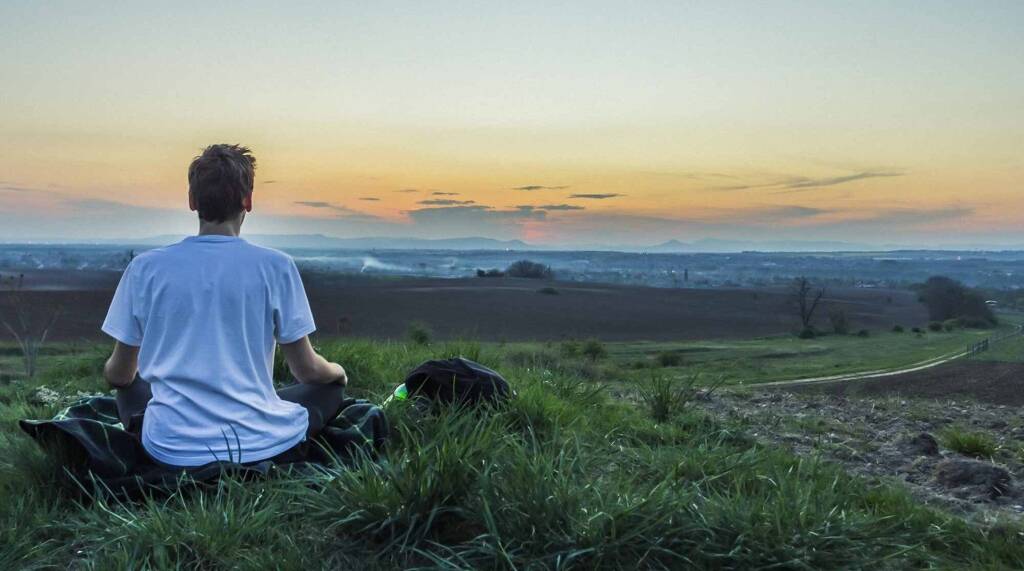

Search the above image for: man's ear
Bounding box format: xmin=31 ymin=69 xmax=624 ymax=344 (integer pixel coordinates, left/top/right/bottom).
xmin=188 ymin=192 xmax=197 ymax=212
xmin=242 ymin=193 xmax=253 ymax=212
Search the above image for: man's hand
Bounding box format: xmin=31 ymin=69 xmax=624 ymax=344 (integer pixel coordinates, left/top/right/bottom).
xmin=104 ymin=341 xmax=140 ymax=388
xmin=328 ymin=362 xmax=348 ymax=386
xmin=280 ymin=336 xmax=349 ymax=385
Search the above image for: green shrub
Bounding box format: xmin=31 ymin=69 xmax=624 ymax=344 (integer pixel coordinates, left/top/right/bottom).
xmin=798 ymin=327 xmax=816 ymax=339
xmin=503 ymin=348 xmax=560 ymax=370
xmin=960 ymin=316 xmax=995 ymax=329
xmin=928 ymin=321 xmax=944 ymax=332
xmin=557 ymin=358 xmax=608 ymax=381
xmin=943 ymin=318 xmax=961 ymax=332
xmin=856 ymin=329 xmax=869 ymax=338
xmin=580 ymin=338 xmax=607 ymax=361
xmin=911 ymin=327 xmax=923 ymax=334
xmin=559 ymin=339 xmax=581 ymax=357
xmin=940 ymin=426 xmax=999 ymax=458
xmin=407 ymin=321 xmax=432 ymax=345
xmin=829 ymin=309 xmax=850 ymax=335
xmin=637 ymin=374 xmax=697 ymax=423
xmin=892 ymin=325 xmax=904 ymax=333
xmin=656 ymin=351 xmax=684 ymax=367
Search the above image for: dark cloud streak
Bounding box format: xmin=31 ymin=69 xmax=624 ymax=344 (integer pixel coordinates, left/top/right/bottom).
xmin=776 ymin=171 xmax=904 ymax=192
xmin=418 ymin=199 xmax=476 ymax=206
xmin=712 ymin=171 xmax=904 ymax=192
xmin=569 ymin=193 xmax=623 ymax=199
xmin=516 ymin=203 xmax=585 ymax=211
xmin=514 ymin=184 xmax=570 ymax=191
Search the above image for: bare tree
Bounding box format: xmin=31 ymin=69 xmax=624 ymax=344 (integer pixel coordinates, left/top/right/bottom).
xmin=791 ymin=276 xmax=825 ymax=330
xmin=0 ymin=280 xmax=61 ymax=379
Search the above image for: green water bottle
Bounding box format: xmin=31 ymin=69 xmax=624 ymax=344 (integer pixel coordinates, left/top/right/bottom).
xmin=383 ymin=383 xmax=409 ymax=406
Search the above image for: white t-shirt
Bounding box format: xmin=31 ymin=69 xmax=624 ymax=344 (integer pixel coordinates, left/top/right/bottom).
xmin=101 ymin=235 xmax=315 ymax=466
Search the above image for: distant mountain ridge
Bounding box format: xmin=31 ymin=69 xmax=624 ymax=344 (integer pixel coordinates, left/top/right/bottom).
xmin=6 ymin=233 xmax=1020 ymax=253
xmin=104 ymin=234 xmax=889 ymax=252
xmin=93 ymin=234 xmax=537 ymax=251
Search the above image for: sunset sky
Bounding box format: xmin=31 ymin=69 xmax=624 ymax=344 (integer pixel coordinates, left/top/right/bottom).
xmin=1 ymin=1 xmax=1022 ymax=248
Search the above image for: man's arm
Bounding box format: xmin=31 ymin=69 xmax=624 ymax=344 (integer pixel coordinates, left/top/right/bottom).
xmin=279 ymin=336 xmax=347 ymax=385
xmin=104 ymin=341 xmax=140 ymax=388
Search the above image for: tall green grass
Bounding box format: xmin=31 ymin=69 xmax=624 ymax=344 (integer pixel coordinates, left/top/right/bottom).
xmin=0 ymin=340 xmax=1022 ymax=568
xmin=939 ymin=425 xmax=1000 ymax=458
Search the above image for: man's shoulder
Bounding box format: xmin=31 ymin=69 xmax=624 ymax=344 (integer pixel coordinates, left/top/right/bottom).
xmin=129 ymin=238 xmax=294 ymax=270
xmin=239 ymin=241 xmax=295 ymax=266
xmin=126 ymin=246 xmax=170 ymax=269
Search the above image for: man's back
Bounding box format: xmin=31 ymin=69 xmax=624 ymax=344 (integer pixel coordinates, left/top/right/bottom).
xmin=102 ymin=235 xmax=316 ymax=465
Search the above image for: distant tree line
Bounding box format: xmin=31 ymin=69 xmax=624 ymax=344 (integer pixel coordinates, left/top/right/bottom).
xmin=477 ymin=260 xmax=554 ymax=280
xmin=916 ymin=276 xmax=996 ymax=328
xmin=789 ymin=274 xmax=996 ymax=340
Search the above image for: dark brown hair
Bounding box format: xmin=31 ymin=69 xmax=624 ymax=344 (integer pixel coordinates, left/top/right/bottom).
xmin=187 ymin=144 xmax=256 ymax=223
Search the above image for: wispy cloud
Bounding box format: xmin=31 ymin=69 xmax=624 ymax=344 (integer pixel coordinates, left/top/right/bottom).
xmin=778 ymin=171 xmax=904 ymax=192
xmin=293 ymin=200 xmax=380 ymax=220
xmin=844 ymin=206 xmax=972 ymax=226
xmin=759 ymin=205 xmax=833 ymax=219
xmin=711 ymin=181 xmax=781 ymax=191
xmin=431 ymin=191 xmax=460 ymax=196
xmin=408 ymin=204 xmax=546 ymax=222
xmin=0 ymin=184 xmax=49 ymax=193
xmin=712 ymin=170 xmax=904 ymax=192
xmin=66 ymin=198 xmax=152 ymax=211
xmin=418 ymin=199 xmax=476 ymax=206
xmin=569 ymin=193 xmax=623 ymax=200
xmin=514 ymin=184 xmax=570 ymax=191
xmin=395 ymin=188 xmax=419 ymax=193
xmin=262 ymin=180 xmax=278 ymax=184
xmin=516 ymin=203 xmax=585 ymax=211
xmin=359 ymin=197 xmax=380 ymax=201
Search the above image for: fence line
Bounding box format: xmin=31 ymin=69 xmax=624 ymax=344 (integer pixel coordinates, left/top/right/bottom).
xmin=966 ymin=323 xmax=1024 ymax=358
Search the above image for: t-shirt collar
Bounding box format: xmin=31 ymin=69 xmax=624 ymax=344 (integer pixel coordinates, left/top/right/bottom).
xmin=186 ymin=234 xmax=243 ymax=243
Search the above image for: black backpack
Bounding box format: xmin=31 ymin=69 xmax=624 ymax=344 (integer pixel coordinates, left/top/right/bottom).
xmin=401 ymin=357 xmax=512 ymax=406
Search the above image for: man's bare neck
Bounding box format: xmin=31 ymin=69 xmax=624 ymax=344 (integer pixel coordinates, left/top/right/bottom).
xmin=197 ymin=217 xmax=243 ymax=237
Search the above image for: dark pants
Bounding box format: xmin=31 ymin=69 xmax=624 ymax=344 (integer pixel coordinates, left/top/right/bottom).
xmin=116 ymin=375 xmax=348 ymax=464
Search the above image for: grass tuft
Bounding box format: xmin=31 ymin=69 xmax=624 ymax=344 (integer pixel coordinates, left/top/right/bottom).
xmin=939 ymin=425 xmax=1000 ymax=458
xmin=636 ymin=374 xmax=698 ymax=423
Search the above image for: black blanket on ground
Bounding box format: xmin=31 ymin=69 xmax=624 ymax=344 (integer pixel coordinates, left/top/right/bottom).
xmin=19 ymin=395 xmax=389 ymax=496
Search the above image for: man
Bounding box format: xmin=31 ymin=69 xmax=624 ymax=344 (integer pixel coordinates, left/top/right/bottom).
xmin=101 ymin=144 xmax=348 ymax=467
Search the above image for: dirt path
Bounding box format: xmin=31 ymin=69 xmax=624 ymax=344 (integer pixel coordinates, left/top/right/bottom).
xmin=758 ymin=349 xmax=969 ymax=388
xmin=789 ymin=360 xmax=1024 ymax=406
xmin=762 ymin=326 xmax=1022 ymax=389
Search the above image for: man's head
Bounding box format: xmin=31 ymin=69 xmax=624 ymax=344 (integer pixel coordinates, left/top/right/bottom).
xmin=187 ymin=144 xmax=256 ymax=223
